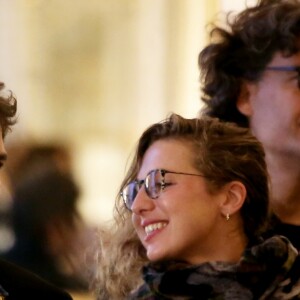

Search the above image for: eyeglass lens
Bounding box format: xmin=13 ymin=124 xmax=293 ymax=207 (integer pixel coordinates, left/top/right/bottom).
xmin=122 ymin=169 xmax=164 ymax=210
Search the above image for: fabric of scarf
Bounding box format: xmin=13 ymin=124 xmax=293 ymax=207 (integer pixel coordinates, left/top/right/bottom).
xmin=129 ymin=236 xmax=300 ymax=300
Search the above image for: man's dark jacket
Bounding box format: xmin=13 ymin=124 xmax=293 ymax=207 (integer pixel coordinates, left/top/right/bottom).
xmin=0 ymin=258 xmax=73 ymax=299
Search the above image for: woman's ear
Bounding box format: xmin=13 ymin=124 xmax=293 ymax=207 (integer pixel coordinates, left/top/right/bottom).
xmin=220 ymin=181 xmax=246 ymax=218
xmin=237 ymin=82 xmax=254 ymax=117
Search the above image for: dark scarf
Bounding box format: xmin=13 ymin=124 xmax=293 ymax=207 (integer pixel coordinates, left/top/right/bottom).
xmin=129 ymin=236 xmax=299 ymax=299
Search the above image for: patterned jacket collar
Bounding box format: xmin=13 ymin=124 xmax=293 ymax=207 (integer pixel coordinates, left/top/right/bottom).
xmin=130 ymin=236 xmax=299 ymax=299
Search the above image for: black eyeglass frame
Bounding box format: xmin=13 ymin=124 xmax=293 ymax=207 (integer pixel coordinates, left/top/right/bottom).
xmin=265 ymin=65 xmax=300 ymax=72
xmin=265 ymin=65 xmax=300 ymax=77
xmin=121 ymin=168 xmax=204 ymax=211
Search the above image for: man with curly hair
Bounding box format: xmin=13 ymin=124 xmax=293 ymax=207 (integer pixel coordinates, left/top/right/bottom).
xmin=199 ymin=0 xmax=300 ymax=248
xmin=0 ymin=82 xmax=73 ymax=299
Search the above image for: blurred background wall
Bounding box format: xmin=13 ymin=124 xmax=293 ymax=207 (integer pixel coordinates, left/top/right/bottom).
xmin=0 ymin=0 xmax=258 ymax=227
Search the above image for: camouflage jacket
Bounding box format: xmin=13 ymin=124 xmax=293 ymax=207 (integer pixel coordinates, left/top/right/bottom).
xmin=129 ymin=236 xmax=300 ymax=299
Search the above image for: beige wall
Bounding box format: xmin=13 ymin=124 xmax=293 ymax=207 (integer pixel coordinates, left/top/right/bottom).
xmin=0 ymin=0 xmax=256 ymax=225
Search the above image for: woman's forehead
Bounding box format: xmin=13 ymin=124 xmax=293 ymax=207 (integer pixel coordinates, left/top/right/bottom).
xmin=138 ymin=139 xmax=196 ymax=178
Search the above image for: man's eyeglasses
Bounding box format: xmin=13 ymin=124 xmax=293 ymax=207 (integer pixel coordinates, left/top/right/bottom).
xmin=265 ymin=66 xmax=300 ymax=87
xmin=121 ymin=168 xmax=204 ymax=211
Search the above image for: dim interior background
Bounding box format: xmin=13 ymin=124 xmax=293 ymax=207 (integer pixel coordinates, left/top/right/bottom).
xmin=0 ymin=0 xmax=257 ymax=228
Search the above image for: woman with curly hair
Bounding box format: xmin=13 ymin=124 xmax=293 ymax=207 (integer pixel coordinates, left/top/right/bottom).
xmin=95 ymin=114 xmax=300 ymax=299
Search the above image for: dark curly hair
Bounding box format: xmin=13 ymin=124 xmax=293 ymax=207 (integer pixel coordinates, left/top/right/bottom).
xmin=0 ymin=82 xmax=17 ymax=136
xmin=199 ymin=0 xmax=300 ymax=127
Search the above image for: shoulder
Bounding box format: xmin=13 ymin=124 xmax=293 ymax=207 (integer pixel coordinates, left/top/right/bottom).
xmin=264 ymin=215 xmax=300 ymax=250
xmin=0 ymin=258 xmax=73 ymax=299
xmin=266 ymin=251 xmax=300 ymax=299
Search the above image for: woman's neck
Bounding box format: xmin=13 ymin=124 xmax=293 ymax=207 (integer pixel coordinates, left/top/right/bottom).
xmin=186 ymin=218 xmax=248 ymax=265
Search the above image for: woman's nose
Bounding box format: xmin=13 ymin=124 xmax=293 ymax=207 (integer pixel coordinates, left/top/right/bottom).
xmin=131 ymin=186 xmax=155 ymax=214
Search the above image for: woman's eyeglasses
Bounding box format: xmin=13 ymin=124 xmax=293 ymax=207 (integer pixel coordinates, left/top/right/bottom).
xmin=121 ymin=169 xmax=204 ymax=211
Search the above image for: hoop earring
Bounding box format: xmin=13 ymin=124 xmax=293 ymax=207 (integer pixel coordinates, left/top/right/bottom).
xmin=226 ymin=213 xmax=230 ymax=221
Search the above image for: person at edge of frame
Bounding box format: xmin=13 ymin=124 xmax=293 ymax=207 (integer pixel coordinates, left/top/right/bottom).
xmin=94 ymin=113 xmax=300 ymax=299
xmin=199 ymin=0 xmax=300 ymax=250
xmin=0 ymin=81 xmax=73 ymax=300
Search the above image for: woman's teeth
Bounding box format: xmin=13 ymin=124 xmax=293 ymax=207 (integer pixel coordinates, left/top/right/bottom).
xmin=145 ymin=222 xmax=167 ymax=235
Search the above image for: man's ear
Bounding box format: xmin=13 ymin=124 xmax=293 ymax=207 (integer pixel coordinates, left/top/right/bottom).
xmin=236 ymin=82 xmax=254 ymax=117
xmin=220 ymin=181 xmax=246 ymax=218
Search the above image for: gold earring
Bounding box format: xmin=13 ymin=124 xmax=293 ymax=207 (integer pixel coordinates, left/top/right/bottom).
xmin=226 ymin=213 xmax=230 ymax=221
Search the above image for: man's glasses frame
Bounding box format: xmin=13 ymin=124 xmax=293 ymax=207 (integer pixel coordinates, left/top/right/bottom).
xmin=121 ymin=168 xmax=204 ymax=211
xmin=265 ymin=66 xmax=300 ymax=87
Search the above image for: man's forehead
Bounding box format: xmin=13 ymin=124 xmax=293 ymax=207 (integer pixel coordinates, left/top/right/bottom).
xmin=267 ymin=50 xmax=300 ymax=66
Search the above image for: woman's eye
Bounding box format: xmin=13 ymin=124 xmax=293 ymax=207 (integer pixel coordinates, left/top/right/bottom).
xmin=154 ymin=182 xmax=162 ymax=188
xmin=162 ymin=182 xmax=173 ymax=188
